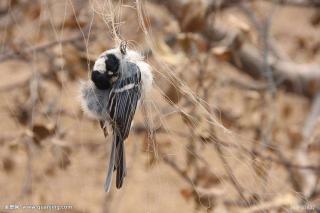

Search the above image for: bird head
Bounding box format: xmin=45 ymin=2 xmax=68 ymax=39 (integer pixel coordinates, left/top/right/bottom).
xmin=91 ymin=53 xmax=120 ymax=90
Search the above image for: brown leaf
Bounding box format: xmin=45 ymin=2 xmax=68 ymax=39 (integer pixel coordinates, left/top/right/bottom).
xmin=9 ymin=104 xmax=30 ymax=126
xmin=164 ymin=83 xmax=182 ymax=105
xmin=281 ymin=104 xmax=293 ymax=119
xmin=287 ymin=127 xmax=303 ymax=149
xmin=32 ymin=123 xmax=56 ymax=142
xmin=312 ymin=42 xmax=320 ymax=56
xmin=180 ymin=188 xmax=193 ymax=200
xmin=196 ymin=167 xmax=221 ymax=187
xmin=211 ymin=46 xmax=232 ymax=62
xmin=311 ymin=11 xmax=320 ymax=26
xmin=26 ymin=5 xmax=41 ymax=20
xmin=63 ymin=16 xmax=86 ymax=29
xmin=45 ymin=164 xmax=56 ymax=177
xmin=2 ymin=157 xmax=15 ymax=173
xmin=180 ymin=0 xmax=207 ymax=32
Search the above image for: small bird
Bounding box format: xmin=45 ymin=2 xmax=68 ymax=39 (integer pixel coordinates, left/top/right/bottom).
xmin=80 ymin=42 xmax=153 ymax=192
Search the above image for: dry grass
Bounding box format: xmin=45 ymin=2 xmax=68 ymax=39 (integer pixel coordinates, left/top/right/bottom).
xmin=0 ymin=0 xmax=320 ymax=212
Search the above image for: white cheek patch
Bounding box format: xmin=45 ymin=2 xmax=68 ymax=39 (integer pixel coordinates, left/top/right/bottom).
xmin=108 ymin=71 xmax=113 ymax=75
xmin=93 ymin=58 xmax=106 ymax=72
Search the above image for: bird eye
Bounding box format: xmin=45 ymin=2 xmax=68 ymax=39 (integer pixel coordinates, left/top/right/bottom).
xmin=105 ymin=54 xmax=119 ymax=73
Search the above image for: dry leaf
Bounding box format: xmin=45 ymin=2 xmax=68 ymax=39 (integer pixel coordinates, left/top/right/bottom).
xmin=2 ymin=157 xmax=15 ymax=173
xmin=211 ymin=46 xmax=232 ymax=62
xmin=44 ymin=164 xmax=56 ymax=177
xmin=287 ymin=126 xmax=303 ymax=149
xmin=180 ymin=0 xmax=207 ymax=32
xmin=196 ymin=167 xmax=221 ymax=187
xmin=180 ymin=188 xmax=193 ymax=200
xmin=164 ymin=82 xmax=182 ymax=105
xmin=26 ymin=5 xmax=41 ymax=20
xmin=9 ymin=104 xmax=30 ymax=126
xmin=311 ymin=11 xmax=320 ymax=26
xmin=63 ymin=16 xmax=86 ymax=29
xmin=32 ymin=123 xmax=56 ymax=142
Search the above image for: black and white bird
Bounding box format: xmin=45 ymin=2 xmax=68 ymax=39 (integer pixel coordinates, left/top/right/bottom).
xmin=80 ymin=43 xmax=153 ymax=192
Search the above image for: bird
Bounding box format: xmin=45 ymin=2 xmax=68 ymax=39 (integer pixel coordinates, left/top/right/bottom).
xmin=80 ymin=42 xmax=153 ymax=192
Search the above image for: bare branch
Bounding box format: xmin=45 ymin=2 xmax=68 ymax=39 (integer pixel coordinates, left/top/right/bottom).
xmin=213 ymin=142 xmax=249 ymax=204
xmin=0 ymin=28 xmax=90 ymax=62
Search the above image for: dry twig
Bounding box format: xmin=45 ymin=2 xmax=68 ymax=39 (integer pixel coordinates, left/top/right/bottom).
xmin=0 ymin=28 xmax=90 ymax=62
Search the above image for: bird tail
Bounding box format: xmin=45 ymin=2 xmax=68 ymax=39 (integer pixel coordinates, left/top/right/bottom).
xmin=115 ymin=135 xmax=126 ymax=189
xmin=104 ymin=135 xmax=116 ymax=192
xmin=104 ymin=134 xmax=126 ymax=192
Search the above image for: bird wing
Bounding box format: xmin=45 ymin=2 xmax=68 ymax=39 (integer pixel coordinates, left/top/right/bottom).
xmin=104 ymin=62 xmax=142 ymax=191
xmin=108 ymin=63 xmax=142 ymax=139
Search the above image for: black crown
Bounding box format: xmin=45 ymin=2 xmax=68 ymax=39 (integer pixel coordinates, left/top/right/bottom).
xmin=105 ymin=54 xmax=119 ymax=74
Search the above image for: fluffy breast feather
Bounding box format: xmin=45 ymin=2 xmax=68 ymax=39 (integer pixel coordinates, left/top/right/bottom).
xmin=80 ymin=81 xmax=110 ymax=121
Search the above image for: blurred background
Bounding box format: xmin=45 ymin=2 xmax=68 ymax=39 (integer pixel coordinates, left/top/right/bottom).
xmin=0 ymin=0 xmax=320 ymax=212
